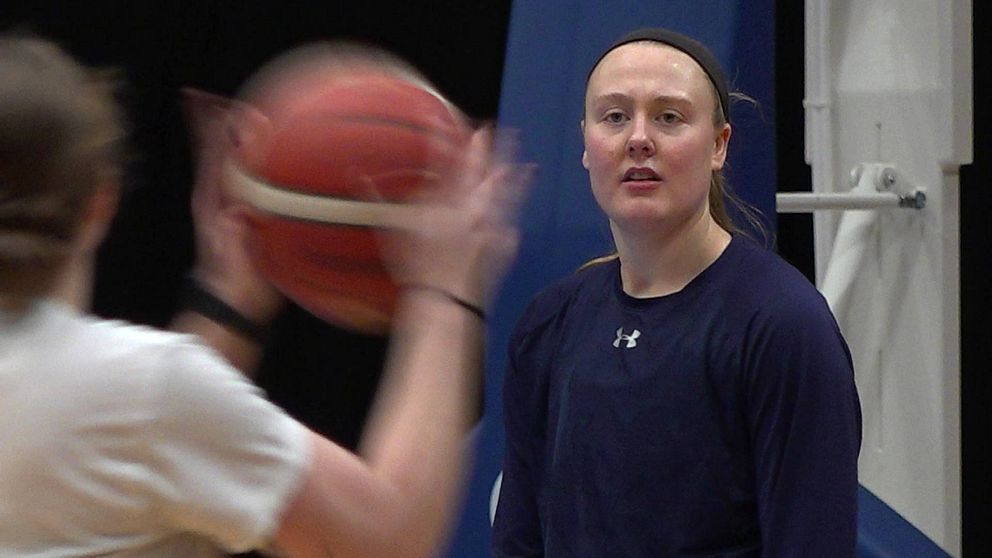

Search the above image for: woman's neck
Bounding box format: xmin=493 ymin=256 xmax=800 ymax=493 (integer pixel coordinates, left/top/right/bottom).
xmin=612 ymin=214 xmax=731 ymax=298
xmin=52 ymin=250 xmax=94 ymax=312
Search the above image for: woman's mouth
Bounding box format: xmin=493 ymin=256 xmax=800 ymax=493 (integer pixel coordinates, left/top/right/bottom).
xmin=622 ymin=167 xmax=662 ymax=183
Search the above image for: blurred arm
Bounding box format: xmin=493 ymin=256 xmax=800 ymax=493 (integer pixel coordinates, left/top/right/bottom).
xmin=169 ymin=88 xmax=283 ymax=375
xmin=272 ymin=128 xmax=529 ymax=558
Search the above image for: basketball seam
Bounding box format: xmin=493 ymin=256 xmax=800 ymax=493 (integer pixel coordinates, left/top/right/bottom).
xmin=227 ymin=162 xmax=423 ymax=229
xmin=294 ymin=114 xmax=459 ymax=137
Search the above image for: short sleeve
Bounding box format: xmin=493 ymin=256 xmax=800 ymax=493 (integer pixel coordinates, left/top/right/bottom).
xmin=146 ymin=340 xmax=311 ymax=553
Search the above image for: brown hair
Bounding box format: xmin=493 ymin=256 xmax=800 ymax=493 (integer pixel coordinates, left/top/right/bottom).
xmin=0 ymin=34 xmax=125 ymax=309
xmin=708 ymin=90 xmax=768 ymax=241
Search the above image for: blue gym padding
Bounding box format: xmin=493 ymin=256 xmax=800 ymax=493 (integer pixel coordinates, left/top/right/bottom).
xmin=441 ymin=2 xmax=945 ymax=556
xmin=857 ymin=486 xmax=950 ymax=557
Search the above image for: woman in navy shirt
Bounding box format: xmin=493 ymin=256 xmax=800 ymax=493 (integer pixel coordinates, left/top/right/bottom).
xmin=492 ymin=28 xmax=862 ymax=557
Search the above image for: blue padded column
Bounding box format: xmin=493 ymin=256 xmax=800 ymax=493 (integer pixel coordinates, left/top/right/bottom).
xmin=444 ymin=1 xmax=776 ymax=555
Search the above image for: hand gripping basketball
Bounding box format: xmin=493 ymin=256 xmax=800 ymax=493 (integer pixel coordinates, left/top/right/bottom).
xmin=379 ymin=126 xmax=532 ymax=314
xmin=225 ymin=46 xmax=507 ymax=334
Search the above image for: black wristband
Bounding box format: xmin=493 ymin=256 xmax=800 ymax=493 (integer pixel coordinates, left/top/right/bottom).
xmin=181 ymin=274 xmax=269 ymax=345
xmin=407 ymin=284 xmax=486 ymax=322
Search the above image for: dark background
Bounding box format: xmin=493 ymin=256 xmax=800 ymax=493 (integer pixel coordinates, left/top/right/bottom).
xmin=960 ymin=1 xmax=991 ymax=551
xmin=0 ymin=0 xmax=515 ymax=453
xmin=2 ymin=1 xmax=988 ymax=554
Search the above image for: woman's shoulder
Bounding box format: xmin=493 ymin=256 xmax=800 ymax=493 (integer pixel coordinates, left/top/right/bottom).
xmin=83 ymin=310 xmax=207 ymax=358
xmin=729 ymin=236 xmax=819 ymax=294
xmin=724 ymin=236 xmax=836 ymax=322
xmin=512 ymin=259 xmax=616 ymax=340
xmin=5 ymin=301 xmax=244 ymax=425
xmin=36 ymin=300 xmax=228 ymax=382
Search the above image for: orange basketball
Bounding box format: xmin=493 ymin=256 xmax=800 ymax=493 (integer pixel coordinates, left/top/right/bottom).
xmin=228 ymin=57 xmax=470 ymax=334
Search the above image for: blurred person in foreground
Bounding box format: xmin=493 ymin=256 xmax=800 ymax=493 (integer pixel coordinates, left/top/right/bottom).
xmin=0 ymin=33 xmax=529 ymax=558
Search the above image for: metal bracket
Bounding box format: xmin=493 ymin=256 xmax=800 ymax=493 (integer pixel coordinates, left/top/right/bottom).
xmin=776 ymin=163 xmax=926 ymax=213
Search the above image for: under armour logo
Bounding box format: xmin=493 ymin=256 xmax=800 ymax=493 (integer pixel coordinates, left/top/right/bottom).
xmin=613 ymin=328 xmax=640 ymax=348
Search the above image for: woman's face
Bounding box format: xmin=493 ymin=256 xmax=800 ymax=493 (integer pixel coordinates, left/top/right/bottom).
xmin=582 ymin=42 xmax=730 ymax=236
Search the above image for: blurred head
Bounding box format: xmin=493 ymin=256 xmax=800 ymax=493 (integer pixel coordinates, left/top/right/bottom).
xmin=0 ymin=34 xmax=125 ymax=310
xmin=232 ymin=41 xmax=456 ymax=164
xmin=239 ymin=41 xmax=441 ymax=112
xmin=581 ymin=28 xmax=736 ymax=236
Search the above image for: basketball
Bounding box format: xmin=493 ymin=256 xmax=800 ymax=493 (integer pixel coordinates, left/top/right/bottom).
xmin=227 ymin=48 xmax=471 ymax=334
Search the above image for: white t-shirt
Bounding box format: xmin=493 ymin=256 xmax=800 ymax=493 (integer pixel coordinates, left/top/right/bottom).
xmin=0 ymin=299 xmax=311 ymax=557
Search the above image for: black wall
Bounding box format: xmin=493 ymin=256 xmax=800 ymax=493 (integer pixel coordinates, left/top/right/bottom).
xmin=959 ymin=2 xmax=991 ymax=554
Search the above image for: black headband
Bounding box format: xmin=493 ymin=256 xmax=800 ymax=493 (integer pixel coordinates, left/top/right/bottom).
xmin=589 ymin=28 xmax=731 ymax=123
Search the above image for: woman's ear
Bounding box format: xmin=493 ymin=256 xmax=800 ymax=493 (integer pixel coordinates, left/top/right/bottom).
xmin=77 ymin=177 xmax=121 ymax=254
xmin=580 ymin=119 xmax=590 ymax=170
xmin=711 ymin=123 xmax=731 ymax=171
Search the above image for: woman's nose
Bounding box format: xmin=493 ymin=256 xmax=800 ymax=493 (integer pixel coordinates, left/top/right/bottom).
xmin=626 ymin=117 xmax=655 ymax=158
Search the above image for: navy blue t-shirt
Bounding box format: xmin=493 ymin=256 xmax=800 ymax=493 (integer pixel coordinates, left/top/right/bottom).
xmin=492 ymin=235 xmax=861 ymax=557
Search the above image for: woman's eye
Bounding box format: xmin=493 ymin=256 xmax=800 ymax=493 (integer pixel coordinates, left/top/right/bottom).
xmin=604 ymin=111 xmax=626 ymax=123
xmin=659 ymin=112 xmax=681 ymax=124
